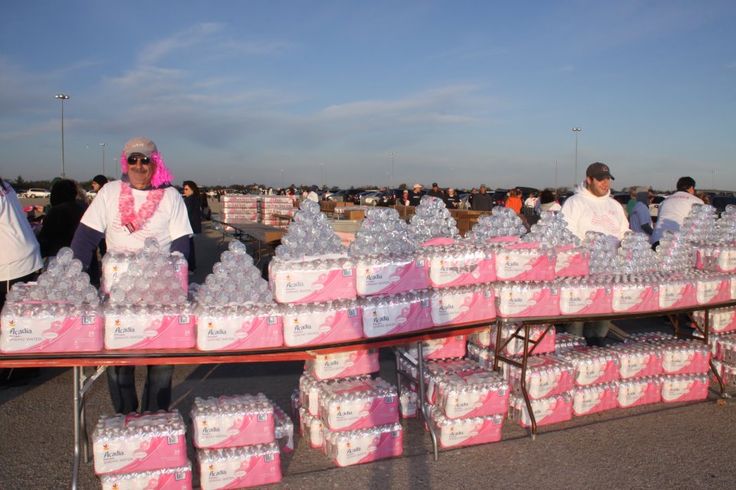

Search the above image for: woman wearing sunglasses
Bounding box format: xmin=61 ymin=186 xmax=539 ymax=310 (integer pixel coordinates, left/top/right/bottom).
xmin=71 ymin=137 xmax=193 ymax=414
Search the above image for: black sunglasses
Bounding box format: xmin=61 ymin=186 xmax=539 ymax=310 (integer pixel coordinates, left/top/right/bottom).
xmin=127 ymin=155 xmax=151 ymax=165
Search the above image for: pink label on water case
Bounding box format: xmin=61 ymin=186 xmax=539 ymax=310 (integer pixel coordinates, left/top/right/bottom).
xmin=661 ymin=350 xmax=710 ymax=375
xmin=431 ymin=289 xmax=496 ymax=326
xmin=104 ymin=314 xmax=196 ymax=350
xmin=323 ymin=394 xmax=399 ymax=431
xmin=618 ymin=352 xmax=663 ymax=379
xmin=362 ymin=300 xmax=433 ymax=338
xmin=555 ymin=246 xmax=590 ymax=278
xmin=101 ymin=467 xmax=193 ymax=490
xmin=283 ymin=307 xmax=363 ymax=347
xmin=333 ymin=429 xmax=404 ymax=467
xmin=612 ymin=285 xmax=658 ymax=313
xmin=196 ymin=314 xmax=283 ymax=351
xmin=710 ymin=309 xmax=736 ymax=334
xmin=659 ymin=282 xmax=697 ymax=310
xmin=618 ymin=380 xmax=662 ymax=408
xmin=94 ymin=434 xmax=187 ymax=475
xmin=308 ymin=350 xmax=380 ymax=380
xmin=199 ymin=452 xmax=282 ymax=490
xmin=559 ymin=286 xmax=612 ymax=316
xmin=697 ymin=279 xmax=730 ymax=305
xmin=356 ymin=259 xmax=429 ymax=296
xmin=498 ymin=287 xmax=560 ymax=318
xmin=436 ymin=416 xmax=504 ymax=448
xmin=272 ymin=267 xmax=357 ymax=304
xmin=428 ymin=254 xmax=496 ymax=288
xmin=573 ymin=386 xmax=618 ymax=416
xmin=422 ymin=336 xmax=468 ymax=361
xmin=661 ymin=377 xmax=709 ymax=403
xmin=194 ymin=412 xmax=275 ymax=449
xmin=1 ymin=314 xmax=103 ymax=353
xmin=515 ymin=396 xmax=573 ymax=428
xmin=495 ymin=248 xmax=555 ymax=282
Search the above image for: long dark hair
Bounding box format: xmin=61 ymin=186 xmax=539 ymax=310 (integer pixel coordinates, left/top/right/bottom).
xmin=183 ymin=180 xmax=200 ymax=197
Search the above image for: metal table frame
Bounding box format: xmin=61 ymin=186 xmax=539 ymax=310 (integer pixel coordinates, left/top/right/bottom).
xmin=491 ymin=300 xmax=736 ymax=437
xmin=0 ymin=323 xmax=486 ymax=489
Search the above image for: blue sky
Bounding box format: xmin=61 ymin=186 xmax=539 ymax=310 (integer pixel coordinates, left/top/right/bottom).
xmin=1 ymin=0 xmax=734 ymax=190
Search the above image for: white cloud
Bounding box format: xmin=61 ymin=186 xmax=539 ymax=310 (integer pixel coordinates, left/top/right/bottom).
xmin=138 ymin=22 xmax=225 ymax=65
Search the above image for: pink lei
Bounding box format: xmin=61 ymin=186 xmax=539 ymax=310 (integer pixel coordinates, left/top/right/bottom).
xmin=119 ymin=183 xmax=165 ymax=233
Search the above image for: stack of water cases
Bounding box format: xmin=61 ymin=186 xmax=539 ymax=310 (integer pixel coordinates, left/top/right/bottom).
xmin=492 ymin=211 xmax=587 ymax=318
xmin=350 ymin=207 xmax=433 ymax=337
xmin=621 ymin=334 xmax=711 ymax=405
xmin=1 ymin=247 xmax=103 ymax=353
xmin=696 ymin=305 xmax=736 ymax=387
xmin=507 ymin=354 xmax=575 ymax=428
xmin=191 ymin=393 xmax=293 ymax=489
xmin=466 ymin=323 xmax=556 ymax=369
xmin=103 ymin=239 xmax=195 ymax=350
xmin=93 ymin=411 xmax=192 ymax=490
xmin=394 ymin=334 xmax=470 ymax=421
xmin=220 ymin=194 xmax=259 ymax=223
xmin=194 ymin=241 xmax=282 ymax=351
xmin=558 ymin=347 xmax=621 ymax=418
xmin=270 ymin=200 xmax=362 ymax=346
xmin=396 ymin=346 xmax=510 ymax=450
xmin=296 ymin=349 xmax=403 ymax=467
xmin=260 ymin=195 xmax=295 ymax=227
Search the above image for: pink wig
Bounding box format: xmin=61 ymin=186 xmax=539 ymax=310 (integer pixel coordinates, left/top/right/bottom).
xmin=119 ymin=151 xmax=174 ymax=188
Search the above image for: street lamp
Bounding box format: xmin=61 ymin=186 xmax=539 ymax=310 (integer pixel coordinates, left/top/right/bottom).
xmin=99 ymin=143 xmax=106 ymax=176
xmin=55 ymin=93 xmax=70 ymax=177
xmin=571 ymin=127 xmax=582 ymax=186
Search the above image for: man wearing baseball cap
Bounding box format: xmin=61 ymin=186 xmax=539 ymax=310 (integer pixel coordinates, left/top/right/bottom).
xmin=71 ymin=137 xmax=192 ymax=414
xmin=561 ymin=161 xmax=628 ymax=346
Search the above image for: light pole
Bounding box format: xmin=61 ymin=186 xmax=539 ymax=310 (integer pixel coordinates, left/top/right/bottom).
xmin=571 ymin=127 xmax=582 ymax=186
xmin=320 ymin=163 xmax=325 ymax=189
xmin=55 ymin=93 xmax=70 ymax=177
xmin=391 ymin=152 xmax=395 ymax=188
xmin=99 ymin=143 xmax=106 ymax=176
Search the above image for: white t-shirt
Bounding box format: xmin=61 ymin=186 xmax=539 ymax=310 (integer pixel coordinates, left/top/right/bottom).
xmin=80 ymin=180 xmax=192 ymax=253
xmin=0 ymin=181 xmax=43 ymax=281
xmin=560 ymin=184 xmax=629 ymax=243
xmin=651 ymin=191 xmax=704 ymax=244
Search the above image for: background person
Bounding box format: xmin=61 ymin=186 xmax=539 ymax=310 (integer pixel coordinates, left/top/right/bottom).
xmin=444 ymin=188 xmax=460 ymax=209
xmin=428 ymin=182 xmax=444 ymax=199
xmin=409 ymin=184 xmax=424 ymax=206
xmin=505 ymin=188 xmax=523 ymax=214
xmin=182 ymin=180 xmax=202 ymax=272
xmin=629 ymin=187 xmax=654 ymax=236
xmin=650 ymin=176 xmax=703 ymax=247
xmin=537 ymin=189 xmax=562 ymax=213
xmin=71 ymin=137 xmax=192 ymax=414
xmin=91 ymin=174 xmax=108 ymax=195
xmin=561 ymin=162 xmax=628 ymax=346
xmin=471 ymin=184 xmax=492 ymax=211
xmin=37 ymin=179 xmax=85 ymax=258
xmin=1 ymin=178 xmax=43 ymax=386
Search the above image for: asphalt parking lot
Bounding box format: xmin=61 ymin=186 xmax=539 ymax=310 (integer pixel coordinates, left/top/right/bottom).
xmin=2 ymin=206 xmax=736 ymax=489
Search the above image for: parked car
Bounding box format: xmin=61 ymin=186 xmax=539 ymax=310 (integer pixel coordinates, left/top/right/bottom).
xmin=364 ymin=191 xmax=397 ymax=206
xmin=23 ymin=188 xmax=51 ymax=198
xmin=359 ymin=190 xmax=382 ymax=205
xmin=325 ymin=189 xmax=349 ymax=202
xmin=649 ymin=195 xmax=666 ymax=221
xmin=712 ymin=195 xmax=736 ymax=216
